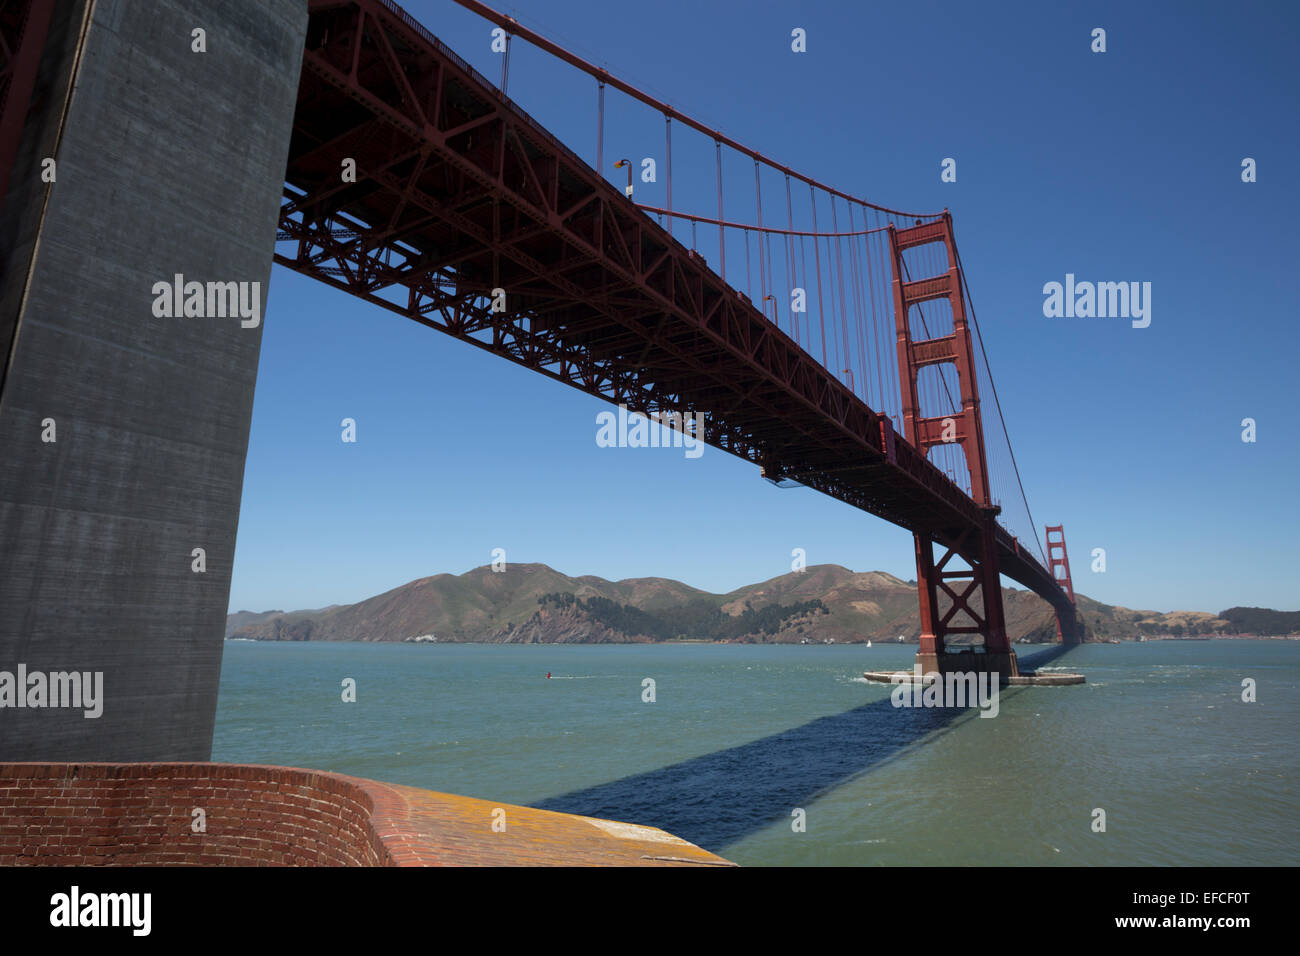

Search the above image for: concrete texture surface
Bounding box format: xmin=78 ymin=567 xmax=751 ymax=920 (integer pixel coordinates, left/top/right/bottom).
xmin=0 ymin=0 xmax=307 ymax=759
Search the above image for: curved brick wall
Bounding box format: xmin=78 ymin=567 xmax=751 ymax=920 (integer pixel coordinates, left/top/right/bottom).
xmin=0 ymin=763 xmax=392 ymax=866
xmin=0 ymin=762 xmax=734 ymax=866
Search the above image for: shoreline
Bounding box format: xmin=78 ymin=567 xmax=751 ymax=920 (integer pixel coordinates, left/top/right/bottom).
xmin=223 ymin=635 xmax=1300 ymax=646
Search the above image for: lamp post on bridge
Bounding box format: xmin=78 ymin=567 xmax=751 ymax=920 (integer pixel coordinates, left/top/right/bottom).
xmin=613 ymin=158 xmax=633 ymax=197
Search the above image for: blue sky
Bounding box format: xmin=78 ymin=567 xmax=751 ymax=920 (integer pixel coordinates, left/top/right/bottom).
xmin=229 ymin=0 xmax=1300 ymax=615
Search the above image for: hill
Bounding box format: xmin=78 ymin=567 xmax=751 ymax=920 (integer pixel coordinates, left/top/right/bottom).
xmin=227 ymin=563 xmax=1288 ymax=644
xmin=1217 ymin=607 xmax=1300 ymax=636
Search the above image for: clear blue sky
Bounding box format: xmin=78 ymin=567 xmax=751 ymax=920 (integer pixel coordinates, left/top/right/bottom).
xmin=229 ymin=0 xmax=1300 ymax=615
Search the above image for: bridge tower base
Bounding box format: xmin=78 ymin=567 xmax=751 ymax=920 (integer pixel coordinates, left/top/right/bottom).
xmin=912 ymin=518 xmax=1019 ymax=681
xmin=889 ymin=213 xmax=1017 ymax=680
xmin=0 ymin=0 xmax=306 ymax=760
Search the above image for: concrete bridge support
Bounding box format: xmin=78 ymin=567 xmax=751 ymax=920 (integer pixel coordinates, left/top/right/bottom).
xmin=0 ymin=0 xmax=306 ymax=759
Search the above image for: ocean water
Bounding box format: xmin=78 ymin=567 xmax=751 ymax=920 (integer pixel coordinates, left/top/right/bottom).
xmin=212 ymin=640 xmax=1299 ymax=866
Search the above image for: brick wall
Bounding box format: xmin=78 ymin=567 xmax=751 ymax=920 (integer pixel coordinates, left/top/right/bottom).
xmin=0 ymin=763 xmax=393 ymax=866
xmin=0 ymin=761 xmax=736 ymax=866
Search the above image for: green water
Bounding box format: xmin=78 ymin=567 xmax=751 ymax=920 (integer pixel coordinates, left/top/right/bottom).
xmin=212 ymin=640 xmax=1298 ymax=865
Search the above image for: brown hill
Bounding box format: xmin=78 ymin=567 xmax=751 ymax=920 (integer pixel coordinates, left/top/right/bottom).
xmin=228 ymin=562 xmax=1239 ymax=645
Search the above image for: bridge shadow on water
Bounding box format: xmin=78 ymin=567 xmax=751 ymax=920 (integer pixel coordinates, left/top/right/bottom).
xmin=531 ymin=694 xmax=959 ymax=852
xmin=1018 ymin=642 xmax=1076 ymax=670
xmin=532 ymin=644 xmax=1082 ymax=853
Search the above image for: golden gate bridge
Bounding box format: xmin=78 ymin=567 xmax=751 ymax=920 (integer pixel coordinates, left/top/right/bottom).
xmin=271 ymin=0 xmax=1084 ymax=675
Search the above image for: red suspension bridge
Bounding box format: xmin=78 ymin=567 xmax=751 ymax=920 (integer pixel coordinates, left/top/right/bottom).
xmin=275 ymin=0 xmax=1083 ymax=674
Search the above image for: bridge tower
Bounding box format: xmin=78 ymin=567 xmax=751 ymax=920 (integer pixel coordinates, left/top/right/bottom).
xmin=1045 ymin=525 xmax=1082 ymax=644
xmin=887 ymin=211 xmax=1018 ymax=679
xmin=0 ymin=0 xmax=306 ymax=760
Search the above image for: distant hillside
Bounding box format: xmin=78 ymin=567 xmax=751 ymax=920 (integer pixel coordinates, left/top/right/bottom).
xmin=227 ymin=563 xmax=1287 ymax=645
xmin=228 ymin=564 xmax=710 ymax=643
xmin=1219 ymin=607 xmax=1300 ymax=636
xmin=224 ymin=606 xmax=339 ymax=638
xmin=1072 ymin=594 xmax=1232 ymax=639
xmin=225 ymin=610 xmax=283 ymax=637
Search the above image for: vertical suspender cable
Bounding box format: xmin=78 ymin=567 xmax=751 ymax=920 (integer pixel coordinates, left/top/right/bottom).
xmin=831 ymin=198 xmax=850 ymax=391
xmin=715 ymin=140 xmax=725 ymax=282
xmin=596 ymin=80 xmax=605 ymax=175
xmin=784 ymin=176 xmax=797 ymax=347
xmin=830 ymin=198 xmax=840 ymax=376
xmin=864 ymin=209 xmax=885 ymax=414
xmin=665 ymin=116 xmax=672 ymax=238
xmin=765 ymin=230 xmax=775 ymax=326
xmin=501 ymin=32 xmax=511 ymax=93
xmin=798 ymin=234 xmax=809 ymax=348
xmin=754 ymin=160 xmax=766 ymax=308
xmin=851 ymin=205 xmax=870 ymax=407
xmin=745 ymin=229 xmax=753 ymax=304
xmin=809 ymin=185 xmax=827 ymax=369
xmin=847 ymin=204 xmax=868 ymax=403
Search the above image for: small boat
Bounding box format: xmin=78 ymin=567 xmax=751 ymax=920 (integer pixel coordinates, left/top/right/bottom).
xmin=866 ymin=640 xmax=872 ymax=647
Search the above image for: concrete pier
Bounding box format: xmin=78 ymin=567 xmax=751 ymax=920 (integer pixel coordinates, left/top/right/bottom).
xmin=917 ymin=649 xmax=1021 ymax=681
xmin=863 ymin=669 xmax=1085 ymax=687
xmin=0 ymin=0 xmax=306 ymax=759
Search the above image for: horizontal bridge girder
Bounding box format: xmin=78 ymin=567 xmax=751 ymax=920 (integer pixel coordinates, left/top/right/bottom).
xmin=893 ymin=219 xmax=947 ymax=251
xmin=901 ymin=274 xmax=954 ymax=305
xmin=910 ymin=334 xmax=958 ymax=368
xmin=915 ymin=412 xmax=973 ymax=450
